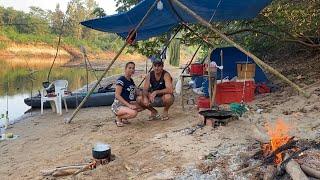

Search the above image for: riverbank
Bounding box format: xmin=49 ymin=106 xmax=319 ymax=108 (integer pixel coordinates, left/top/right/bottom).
xmin=0 ymin=57 xmax=320 ymax=179
xmin=0 ymin=81 xmax=319 ymax=179
xmin=0 ymin=42 xmax=147 ymax=62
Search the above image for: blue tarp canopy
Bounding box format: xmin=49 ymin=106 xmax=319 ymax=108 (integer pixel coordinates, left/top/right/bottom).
xmin=81 ymin=0 xmax=272 ymax=41
xmin=210 ymin=47 xmax=268 ymax=83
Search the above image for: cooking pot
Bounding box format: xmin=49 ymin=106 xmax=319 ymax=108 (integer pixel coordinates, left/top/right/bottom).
xmin=92 ymin=143 xmax=111 ymax=160
xmin=199 ymin=109 xmax=233 ymax=120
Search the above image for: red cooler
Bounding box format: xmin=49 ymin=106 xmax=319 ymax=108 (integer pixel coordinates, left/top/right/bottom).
xmin=215 ymin=81 xmax=255 ymax=105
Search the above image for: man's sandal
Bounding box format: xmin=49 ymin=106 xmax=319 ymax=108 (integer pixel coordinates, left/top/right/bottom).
xmin=148 ymin=114 xmax=161 ymax=121
xmin=114 ymin=119 xmax=124 ymax=127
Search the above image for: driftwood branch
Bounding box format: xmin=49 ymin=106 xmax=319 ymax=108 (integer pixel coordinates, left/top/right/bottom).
xmin=41 ymin=163 xmax=93 ymax=177
xmin=284 ymin=153 xmax=308 ymax=180
xmin=300 ymin=164 xmax=320 ymax=179
xmin=40 ymin=165 xmax=87 ymax=176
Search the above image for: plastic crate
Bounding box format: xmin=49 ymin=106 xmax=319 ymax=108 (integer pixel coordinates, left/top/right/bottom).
xmin=215 ymin=81 xmax=255 ymax=105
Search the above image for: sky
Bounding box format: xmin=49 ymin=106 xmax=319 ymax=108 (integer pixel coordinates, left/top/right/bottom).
xmin=0 ymin=0 xmax=117 ymax=14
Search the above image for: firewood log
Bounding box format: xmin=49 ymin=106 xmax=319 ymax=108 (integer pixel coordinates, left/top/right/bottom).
xmin=52 ymin=170 xmax=75 ymax=177
xmin=284 ymin=154 xmax=308 ymax=180
xmin=263 ymin=165 xmax=277 ymax=180
xmin=40 ymin=165 xmax=87 ymax=176
xmin=300 ymin=164 xmax=320 ymax=179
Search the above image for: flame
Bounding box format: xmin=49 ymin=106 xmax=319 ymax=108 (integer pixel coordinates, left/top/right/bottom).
xmin=264 ymin=119 xmax=291 ymax=164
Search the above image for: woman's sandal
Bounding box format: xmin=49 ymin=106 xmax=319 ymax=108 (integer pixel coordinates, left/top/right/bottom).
xmin=148 ymin=114 xmax=161 ymax=121
xmin=122 ymin=119 xmax=131 ymax=124
xmin=114 ymin=119 xmax=124 ymax=127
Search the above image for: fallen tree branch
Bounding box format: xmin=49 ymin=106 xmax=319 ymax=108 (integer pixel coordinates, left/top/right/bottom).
xmin=300 ymin=164 xmax=320 ymax=179
xmin=41 ymin=162 xmax=94 ymax=177
xmin=284 ymin=153 xmax=308 ymax=180
xmin=279 ymin=147 xmax=309 ymax=171
xmin=40 ymin=165 xmax=87 ymax=176
xmin=72 ymin=163 xmax=93 ymax=176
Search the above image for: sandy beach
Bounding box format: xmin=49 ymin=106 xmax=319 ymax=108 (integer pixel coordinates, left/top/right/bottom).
xmin=0 ymin=61 xmax=319 ymax=180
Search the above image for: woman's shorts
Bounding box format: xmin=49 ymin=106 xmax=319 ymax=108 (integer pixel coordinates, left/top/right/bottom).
xmin=111 ymin=100 xmax=124 ymax=115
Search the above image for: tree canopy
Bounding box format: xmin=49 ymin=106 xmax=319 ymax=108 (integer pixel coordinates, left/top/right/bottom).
xmin=0 ymin=0 xmax=123 ymax=51
xmin=114 ymin=0 xmax=320 ymax=58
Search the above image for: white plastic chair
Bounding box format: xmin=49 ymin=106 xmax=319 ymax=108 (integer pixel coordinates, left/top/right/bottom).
xmin=41 ymin=80 xmax=68 ymax=115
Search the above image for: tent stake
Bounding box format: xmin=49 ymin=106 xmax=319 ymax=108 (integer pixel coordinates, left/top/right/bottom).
xmin=171 ymin=0 xmax=310 ymax=98
xmin=65 ymin=0 xmax=159 ymax=124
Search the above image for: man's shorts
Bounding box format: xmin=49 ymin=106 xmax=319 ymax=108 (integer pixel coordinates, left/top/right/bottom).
xmin=150 ymin=94 xmax=174 ymax=107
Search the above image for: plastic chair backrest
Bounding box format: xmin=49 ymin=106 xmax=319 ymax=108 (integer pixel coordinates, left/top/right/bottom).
xmin=54 ymin=80 xmax=68 ymax=95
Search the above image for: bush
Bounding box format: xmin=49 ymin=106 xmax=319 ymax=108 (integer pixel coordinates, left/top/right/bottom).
xmin=0 ymin=41 xmax=7 ymax=49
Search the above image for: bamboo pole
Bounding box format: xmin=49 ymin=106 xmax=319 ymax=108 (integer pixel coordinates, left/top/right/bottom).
xmin=65 ymin=0 xmax=159 ymax=123
xmin=171 ymin=0 xmax=310 ymax=98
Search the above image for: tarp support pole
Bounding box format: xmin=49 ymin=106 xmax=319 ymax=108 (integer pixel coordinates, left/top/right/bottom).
xmin=65 ymin=0 xmax=160 ymax=124
xmin=171 ymin=0 xmax=310 ymax=98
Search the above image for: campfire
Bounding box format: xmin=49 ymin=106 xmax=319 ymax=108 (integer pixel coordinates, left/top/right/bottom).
xmin=236 ymin=119 xmax=320 ymax=180
xmin=262 ymin=119 xmax=292 ymax=164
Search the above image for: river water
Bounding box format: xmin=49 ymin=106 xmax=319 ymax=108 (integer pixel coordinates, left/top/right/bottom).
xmin=0 ymin=57 xmax=121 ymax=125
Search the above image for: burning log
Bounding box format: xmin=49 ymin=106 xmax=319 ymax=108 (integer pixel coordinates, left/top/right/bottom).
xmin=283 ymin=153 xmax=308 ymax=180
xmin=300 ymin=164 xmax=320 ymax=179
xmin=236 ymin=138 xmax=297 ymax=174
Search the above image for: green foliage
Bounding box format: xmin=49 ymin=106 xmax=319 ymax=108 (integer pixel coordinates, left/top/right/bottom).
xmin=1 ymin=26 xmax=55 ymax=44
xmin=0 ymin=3 xmax=126 ymax=52
xmin=115 ymin=0 xmax=320 ymax=57
xmin=92 ymin=7 xmax=106 ymax=17
xmin=114 ymin=0 xmax=139 ymax=12
xmin=1 ymin=0 xmax=319 ymax=59
xmin=0 ymin=41 xmax=7 ymax=49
